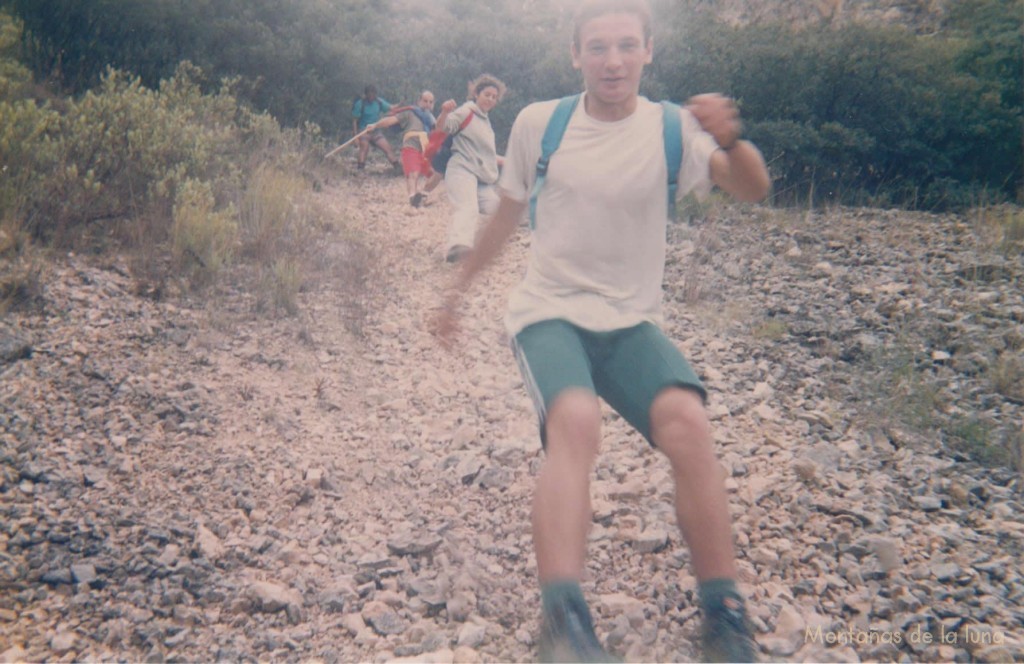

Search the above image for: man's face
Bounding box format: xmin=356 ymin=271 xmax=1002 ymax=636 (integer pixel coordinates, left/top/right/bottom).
xmin=571 ymin=12 xmax=652 ymax=107
xmin=418 ymin=93 xmax=435 ymax=111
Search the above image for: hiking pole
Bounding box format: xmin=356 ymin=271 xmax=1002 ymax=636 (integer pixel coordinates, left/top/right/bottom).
xmin=324 ymin=127 xmax=372 ymax=160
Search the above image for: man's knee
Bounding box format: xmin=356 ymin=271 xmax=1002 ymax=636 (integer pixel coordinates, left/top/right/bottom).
xmin=545 ymin=389 xmax=602 ymax=462
xmin=650 ymin=387 xmax=713 ymax=459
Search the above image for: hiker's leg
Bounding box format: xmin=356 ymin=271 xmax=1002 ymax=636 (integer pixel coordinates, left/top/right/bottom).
xmin=356 ymin=135 xmax=370 ymax=167
xmin=511 ymin=320 xmax=600 ymax=583
xmin=423 ymin=170 xmax=443 ymax=194
xmin=648 ymin=386 xmax=755 ymax=662
xmin=374 ymin=134 xmax=399 ymax=165
xmin=445 ymin=165 xmax=480 ymax=252
xmin=477 ymin=181 xmax=499 ymax=216
xmin=534 ymin=389 xmax=602 ymax=581
xmin=400 ymin=148 xmax=420 ymax=197
xmin=594 ymin=322 xmax=735 ymax=581
xmin=650 ymin=388 xmax=736 ymax=581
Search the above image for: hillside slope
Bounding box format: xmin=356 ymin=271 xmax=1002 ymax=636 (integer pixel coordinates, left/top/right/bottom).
xmin=1 ymin=169 xmax=1021 ymax=662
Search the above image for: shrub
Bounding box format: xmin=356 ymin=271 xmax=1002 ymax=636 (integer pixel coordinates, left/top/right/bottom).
xmin=256 ymin=258 xmax=302 ymax=316
xmin=656 ymin=2 xmax=1022 ymax=210
xmin=4 ymin=64 xmax=244 ymax=244
xmin=170 ymin=178 xmax=237 ymax=285
xmin=0 ymin=98 xmax=59 ymax=234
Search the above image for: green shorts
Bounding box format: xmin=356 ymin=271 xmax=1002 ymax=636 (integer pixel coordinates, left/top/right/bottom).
xmin=511 ymin=319 xmax=706 ymax=446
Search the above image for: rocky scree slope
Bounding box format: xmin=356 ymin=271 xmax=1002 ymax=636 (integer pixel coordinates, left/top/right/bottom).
xmin=1 ymin=175 xmax=1022 ymax=663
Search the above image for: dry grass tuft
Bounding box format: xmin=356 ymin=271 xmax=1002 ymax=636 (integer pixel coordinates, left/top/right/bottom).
xmin=171 ymin=179 xmax=237 ymax=286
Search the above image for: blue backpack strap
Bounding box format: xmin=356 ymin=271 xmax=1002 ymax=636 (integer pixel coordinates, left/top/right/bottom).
xmin=661 ymin=100 xmax=683 ymax=218
xmin=528 ymin=94 xmax=581 ymax=230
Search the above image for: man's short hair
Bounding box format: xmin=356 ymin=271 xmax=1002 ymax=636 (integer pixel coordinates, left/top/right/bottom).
xmin=572 ymin=0 xmax=653 ymax=49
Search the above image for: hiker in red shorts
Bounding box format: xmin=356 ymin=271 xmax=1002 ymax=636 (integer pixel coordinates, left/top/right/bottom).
xmin=371 ymin=90 xmax=443 ymax=207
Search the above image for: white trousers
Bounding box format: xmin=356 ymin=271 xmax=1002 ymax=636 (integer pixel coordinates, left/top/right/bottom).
xmin=445 ymin=164 xmax=499 ymax=252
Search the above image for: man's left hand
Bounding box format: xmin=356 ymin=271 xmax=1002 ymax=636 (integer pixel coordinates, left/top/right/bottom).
xmin=686 ymin=93 xmax=742 ymax=150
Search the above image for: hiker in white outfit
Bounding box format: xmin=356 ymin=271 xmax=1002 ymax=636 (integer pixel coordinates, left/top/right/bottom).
xmin=439 ymin=74 xmax=507 ymax=263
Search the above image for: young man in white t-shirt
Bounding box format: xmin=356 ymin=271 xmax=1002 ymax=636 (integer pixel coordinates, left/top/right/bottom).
xmin=435 ymin=0 xmax=770 ymax=661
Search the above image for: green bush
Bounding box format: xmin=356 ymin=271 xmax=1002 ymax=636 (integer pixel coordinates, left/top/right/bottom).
xmin=171 ymin=178 xmax=237 ymax=283
xmin=2 ymin=64 xmax=242 ymax=242
xmin=0 ymin=98 xmax=58 ymax=231
xmin=4 ymin=1 xmax=1021 ymax=210
xmin=655 ymin=1 xmax=1022 ymax=209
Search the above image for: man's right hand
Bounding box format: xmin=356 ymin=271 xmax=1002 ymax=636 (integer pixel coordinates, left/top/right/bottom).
xmin=430 ymin=292 xmax=461 ymax=350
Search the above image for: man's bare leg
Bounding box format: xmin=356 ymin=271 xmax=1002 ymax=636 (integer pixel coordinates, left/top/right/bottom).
xmin=650 ymin=387 xmax=755 ymax=662
xmin=373 ymin=135 xmax=401 ymax=172
xmin=650 ymin=388 xmax=736 ymax=580
xmin=356 ymin=136 xmax=370 ymax=169
xmin=533 ymin=389 xmax=601 ymax=582
xmin=533 ymin=389 xmax=615 ymax=662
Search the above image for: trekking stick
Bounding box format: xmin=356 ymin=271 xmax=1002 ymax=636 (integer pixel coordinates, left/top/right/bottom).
xmin=324 ymin=127 xmax=372 ymax=160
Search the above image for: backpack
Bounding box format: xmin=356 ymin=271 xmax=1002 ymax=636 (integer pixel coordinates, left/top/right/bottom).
xmin=425 ymin=113 xmax=474 ymax=175
xmin=528 ymin=94 xmax=683 ymax=229
xmin=353 ymin=97 xmax=390 ymax=126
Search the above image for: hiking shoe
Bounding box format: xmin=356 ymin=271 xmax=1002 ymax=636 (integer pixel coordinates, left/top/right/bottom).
xmin=445 ymin=245 xmax=471 ymax=263
xmin=356 ymin=161 xmax=365 ymax=171
xmin=410 ymin=193 xmax=425 ymax=208
xmin=701 ymin=593 xmax=757 ymax=663
xmin=538 ymin=596 xmax=619 ymax=663
xmin=391 ymin=160 xmax=403 ymax=175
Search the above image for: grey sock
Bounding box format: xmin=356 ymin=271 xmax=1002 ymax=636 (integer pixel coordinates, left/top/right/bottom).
xmin=541 ymin=580 xmax=587 ymax=619
xmin=699 ymin=577 xmax=741 ymax=610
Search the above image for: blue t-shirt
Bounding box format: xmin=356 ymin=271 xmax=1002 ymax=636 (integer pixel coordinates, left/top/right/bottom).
xmin=353 ymin=97 xmax=392 ymax=129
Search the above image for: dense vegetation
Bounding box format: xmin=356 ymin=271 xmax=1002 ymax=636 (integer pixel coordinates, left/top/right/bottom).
xmin=0 ymin=0 xmax=1020 ymax=246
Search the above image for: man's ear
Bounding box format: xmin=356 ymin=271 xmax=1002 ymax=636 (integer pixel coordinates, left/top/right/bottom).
xmin=570 ymin=41 xmax=582 ymax=70
xmin=645 ymin=37 xmax=654 ymax=65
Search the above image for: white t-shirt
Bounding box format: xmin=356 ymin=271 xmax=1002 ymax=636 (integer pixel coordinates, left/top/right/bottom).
xmin=498 ymin=93 xmax=718 ymax=336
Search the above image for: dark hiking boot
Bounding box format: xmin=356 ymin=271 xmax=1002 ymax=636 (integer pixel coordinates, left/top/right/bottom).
xmin=391 ymin=160 xmax=403 ymax=175
xmin=410 ymin=193 xmax=425 ymax=208
xmin=538 ymin=595 xmax=619 ymax=663
xmin=701 ymin=592 xmax=758 ymax=662
xmin=356 ymin=161 xmax=365 ymax=171
xmin=445 ymin=245 xmax=471 ymax=263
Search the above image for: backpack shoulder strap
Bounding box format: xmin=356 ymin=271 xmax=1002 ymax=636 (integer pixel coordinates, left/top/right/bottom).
xmin=660 ymin=100 xmax=683 ymax=218
xmin=447 ymin=113 xmax=473 ymax=150
xmin=528 ymin=94 xmax=581 ymax=230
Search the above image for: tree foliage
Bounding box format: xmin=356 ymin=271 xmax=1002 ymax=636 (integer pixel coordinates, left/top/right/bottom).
xmin=2 ymin=0 xmax=1021 ymax=209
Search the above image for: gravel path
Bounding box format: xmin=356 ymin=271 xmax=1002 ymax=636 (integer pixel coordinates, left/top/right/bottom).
xmin=1 ymin=171 xmax=1022 ymax=662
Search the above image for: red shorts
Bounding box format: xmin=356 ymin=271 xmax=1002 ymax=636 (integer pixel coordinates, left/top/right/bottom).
xmin=401 ymin=147 xmax=433 ymax=177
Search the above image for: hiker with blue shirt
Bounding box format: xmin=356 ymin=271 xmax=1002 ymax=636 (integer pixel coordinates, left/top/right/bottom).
xmin=369 ymin=90 xmax=442 ymax=207
xmin=433 ymin=0 xmax=770 ymax=661
xmin=351 ymin=84 xmax=401 ymax=173
xmin=440 ymin=74 xmax=507 ymax=263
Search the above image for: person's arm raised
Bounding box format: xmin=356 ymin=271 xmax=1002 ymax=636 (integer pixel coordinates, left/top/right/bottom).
xmin=687 ymin=93 xmax=770 ymax=203
xmin=369 ymin=115 xmax=400 ymax=131
xmin=435 ymin=99 xmax=458 ymax=133
xmin=432 ymin=196 xmax=526 ymax=347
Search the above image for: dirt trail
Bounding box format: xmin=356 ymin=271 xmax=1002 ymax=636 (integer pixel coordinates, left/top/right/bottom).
xmin=2 ymin=168 xmax=1022 ymax=663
